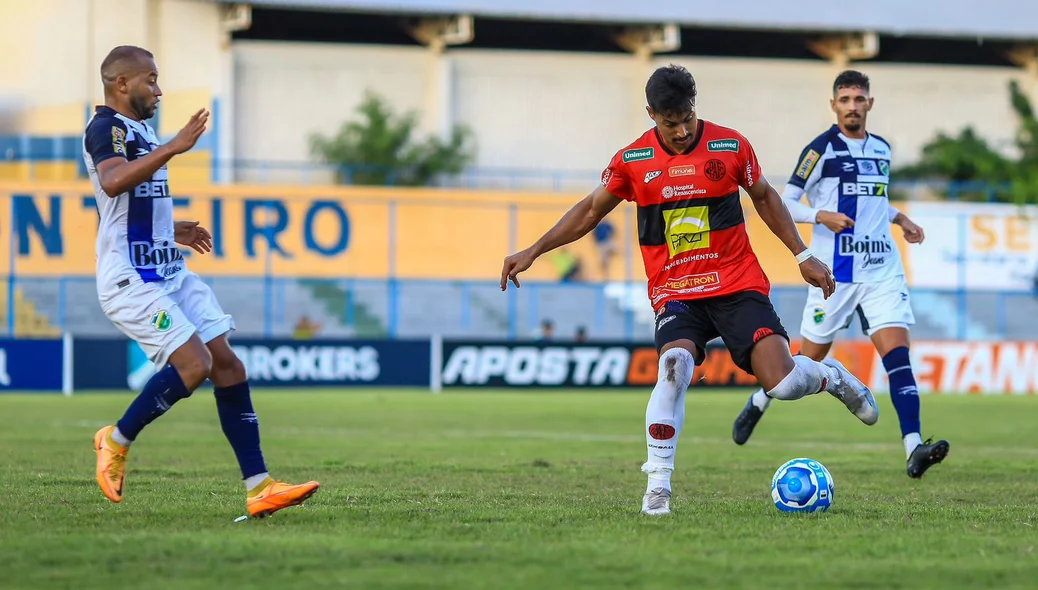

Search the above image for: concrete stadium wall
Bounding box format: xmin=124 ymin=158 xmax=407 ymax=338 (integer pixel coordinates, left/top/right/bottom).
xmin=233 ymin=40 xmax=1038 ymax=183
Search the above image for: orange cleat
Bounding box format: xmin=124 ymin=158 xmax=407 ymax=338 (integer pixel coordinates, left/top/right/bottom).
xmin=246 ymin=480 xmax=320 ymax=518
xmin=94 ymin=425 xmax=129 ymax=503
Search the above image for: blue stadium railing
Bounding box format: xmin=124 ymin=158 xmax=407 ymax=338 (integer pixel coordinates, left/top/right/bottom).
xmin=5 ymin=275 xmax=1030 ymax=342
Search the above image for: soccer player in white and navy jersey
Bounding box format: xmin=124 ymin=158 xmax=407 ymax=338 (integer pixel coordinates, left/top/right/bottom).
xmin=732 ymin=70 xmax=950 ymax=479
xmin=85 ymin=45 xmax=319 ymax=516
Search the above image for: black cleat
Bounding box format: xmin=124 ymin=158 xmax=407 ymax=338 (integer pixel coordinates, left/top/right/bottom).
xmin=907 ymin=437 xmax=950 ymax=479
xmin=732 ymin=397 xmax=764 ymax=445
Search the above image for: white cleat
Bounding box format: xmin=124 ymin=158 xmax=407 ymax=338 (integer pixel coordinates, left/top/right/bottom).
xmin=822 ymin=358 xmax=879 ymax=426
xmin=641 ymin=487 xmax=672 ymax=515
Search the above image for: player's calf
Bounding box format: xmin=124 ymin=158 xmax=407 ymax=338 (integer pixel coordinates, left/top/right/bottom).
xmin=94 ymin=336 xmax=212 ymax=503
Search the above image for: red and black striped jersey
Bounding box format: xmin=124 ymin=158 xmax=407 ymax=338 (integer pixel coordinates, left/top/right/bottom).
xmin=602 ymin=120 xmax=771 ymax=311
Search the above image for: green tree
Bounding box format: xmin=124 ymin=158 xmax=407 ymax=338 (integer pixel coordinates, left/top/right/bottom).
xmin=309 ymin=90 xmax=476 ymax=186
xmin=895 ymin=80 xmax=1038 ymax=204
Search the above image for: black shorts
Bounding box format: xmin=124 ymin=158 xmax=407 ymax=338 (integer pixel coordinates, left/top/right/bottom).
xmin=653 ymin=291 xmax=789 ymax=376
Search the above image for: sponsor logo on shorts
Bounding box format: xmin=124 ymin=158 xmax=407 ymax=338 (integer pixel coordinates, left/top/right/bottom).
xmin=813 ymin=306 xmax=825 ymax=325
xmin=656 ymin=315 xmax=677 ymax=330
xmin=669 ymin=165 xmax=696 ymax=177
xmin=795 ymin=149 xmax=820 ymax=179
xmin=753 ymin=327 xmax=775 ymax=343
xmin=150 ymin=309 xmax=172 ymax=332
xmin=707 ymin=139 xmax=740 ymax=152
xmin=622 ymin=147 xmax=654 ymax=163
xmin=644 ymin=170 xmax=662 ymax=183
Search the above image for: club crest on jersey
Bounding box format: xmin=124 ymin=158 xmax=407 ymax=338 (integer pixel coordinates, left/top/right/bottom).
xmin=878 ymin=160 xmax=890 ymax=176
xmin=795 ymin=149 xmax=820 ymax=179
xmin=662 ymin=205 xmax=711 ymax=257
xmin=112 ymin=126 xmax=126 ymax=156
xmin=622 ymin=147 xmax=654 ymax=163
xmin=150 ymin=309 xmax=172 ymax=332
xmin=707 ymin=139 xmax=739 ymax=152
xmin=644 ymin=170 xmax=662 ymax=183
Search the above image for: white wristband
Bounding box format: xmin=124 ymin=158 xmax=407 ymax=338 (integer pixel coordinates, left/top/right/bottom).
xmin=795 ymin=249 xmax=814 ymax=264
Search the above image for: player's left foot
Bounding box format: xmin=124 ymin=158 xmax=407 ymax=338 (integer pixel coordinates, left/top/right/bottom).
xmin=821 ymin=358 xmax=879 ymax=426
xmin=94 ymin=425 xmax=129 ymax=503
xmin=907 ymin=438 xmax=950 ymax=479
xmin=246 ymin=479 xmax=320 ymax=518
xmin=641 ymin=487 xmax=672 ymax=515
xmin=732 ymin=396 xmax=764 ymax=445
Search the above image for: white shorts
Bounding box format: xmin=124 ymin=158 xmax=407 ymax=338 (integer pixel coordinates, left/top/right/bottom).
xmin=99 ymin=271 xmax=235 ymax=367
xmin=799 ymin=274 xmax=914 ymax=344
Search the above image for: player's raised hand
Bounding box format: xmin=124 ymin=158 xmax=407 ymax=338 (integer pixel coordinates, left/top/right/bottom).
xmin=815 ymin=211 xmax=854 ymax=233
xmin=500 ymin=248 xmax=537 ymax=290
xmin=174 ymin=220 xmax=213 ymax=255
xmin=800 ymin=257 xmax=836 ymax=299
xmin=898 ymin=216 xmax=925 ymax=244
xmin=167 ymin=109 xmax=209 ymax=155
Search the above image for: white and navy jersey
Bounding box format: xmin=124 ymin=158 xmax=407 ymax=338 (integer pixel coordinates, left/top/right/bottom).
xmin=785 ymin=124 xmax=902 ymax=283
xmin=83 ymin=106 xmax=183 ymax=292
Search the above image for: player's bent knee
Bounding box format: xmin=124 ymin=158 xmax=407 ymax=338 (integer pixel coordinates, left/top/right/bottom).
xmin=656 ymin=347 xmax=695 ymax=385
xmin=749 ymin=334 xmax=795 ymax=392
xmin=168 ymin=335 xmax=213 ymax=391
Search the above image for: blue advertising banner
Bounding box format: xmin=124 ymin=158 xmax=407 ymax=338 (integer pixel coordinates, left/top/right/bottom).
xmin=71 ymin=337 xmax=132 ymax=391
xmin=231 ymin=339 xmax=432 ymax=387
xmin=0 ymin=338 xmax=66 ymax=392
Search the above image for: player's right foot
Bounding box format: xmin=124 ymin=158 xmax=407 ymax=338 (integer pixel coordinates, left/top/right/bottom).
xmin=821 ymin=358 xmax=879 ymax=426
xmin=732 ymin=396 xmax=764 ymax=445
xmin=94 ymin=425 xmax=128 ymax=503
xmin=641 ymin=487 xmax=672 ymax=515
xmin=246 ymin=479 xmax=320 ymax=518
xmin=907 ymin=438 xmax=950 ymax=479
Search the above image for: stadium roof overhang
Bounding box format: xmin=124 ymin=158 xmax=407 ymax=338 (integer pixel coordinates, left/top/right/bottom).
xmin=213 ymin=0 xmax=1038 ymax=41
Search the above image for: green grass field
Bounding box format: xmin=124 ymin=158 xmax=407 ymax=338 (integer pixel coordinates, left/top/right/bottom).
xmin=1 ymin=388 xmax=1036 ymax=589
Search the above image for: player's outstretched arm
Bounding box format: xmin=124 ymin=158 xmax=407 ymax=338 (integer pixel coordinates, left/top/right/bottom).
xmin=746 ymin=179 xmax=836 ymax=298
xmin=95 ymin=109 xmax=209 ymax=197
xmin=500 ymin=185 xmax=622 ymax=290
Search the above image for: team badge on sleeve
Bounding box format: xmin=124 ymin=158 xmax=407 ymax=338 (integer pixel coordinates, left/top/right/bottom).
xmin=795 ymin=149 xmax=820 ymax=179
xmin=112 ymin=126 xmax=126 ymax=156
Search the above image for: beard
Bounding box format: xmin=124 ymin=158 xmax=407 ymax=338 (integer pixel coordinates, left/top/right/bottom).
xmin=130 ymin=94 xmax=156 ymax=121
xmin=843 ymin=118 xmax=862 ymax=132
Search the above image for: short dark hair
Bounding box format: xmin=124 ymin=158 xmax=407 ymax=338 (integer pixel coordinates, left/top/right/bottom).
xmin=833 ymin=70 xmax=870 ymax=94
xmin=646 ymin=64 xmax=697 ymax=116
xmin=100 ymin=46 xmax=155 ymax=83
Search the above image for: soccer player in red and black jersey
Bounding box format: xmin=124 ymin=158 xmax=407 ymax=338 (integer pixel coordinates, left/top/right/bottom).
xmin=500 ymin=64 xmax=879 ymax=515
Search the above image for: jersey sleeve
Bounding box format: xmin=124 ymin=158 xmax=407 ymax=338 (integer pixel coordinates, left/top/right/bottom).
xmin=84 ymin=118 xmax=129 ymax=165
xmin=788 ymin=141 xmax=824 ymax=190
xmin=601 ymin=150 xmax=635 ymax=202
xmin=736 ymin=133 xmax=763 ymax=190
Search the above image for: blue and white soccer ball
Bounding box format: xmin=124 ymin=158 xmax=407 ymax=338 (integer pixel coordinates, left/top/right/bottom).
xmin=770 ymin=458 xmax=834 ymax=513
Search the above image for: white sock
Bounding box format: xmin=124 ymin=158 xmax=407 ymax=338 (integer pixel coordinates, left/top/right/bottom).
xmin=110 ymin=426 xmax=132 ymax=447
xmin=244 ymin=472 xmax=271 ymax=492
xmin=903 ymin=432 xmax=922 ymax=459
xmin=642 ymin=348 xmax=695 ymax=493
xmin=767 ymin=356 xmax=833 ymax=401
xmin=750 ymin=388 xmax=771 ymax=411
